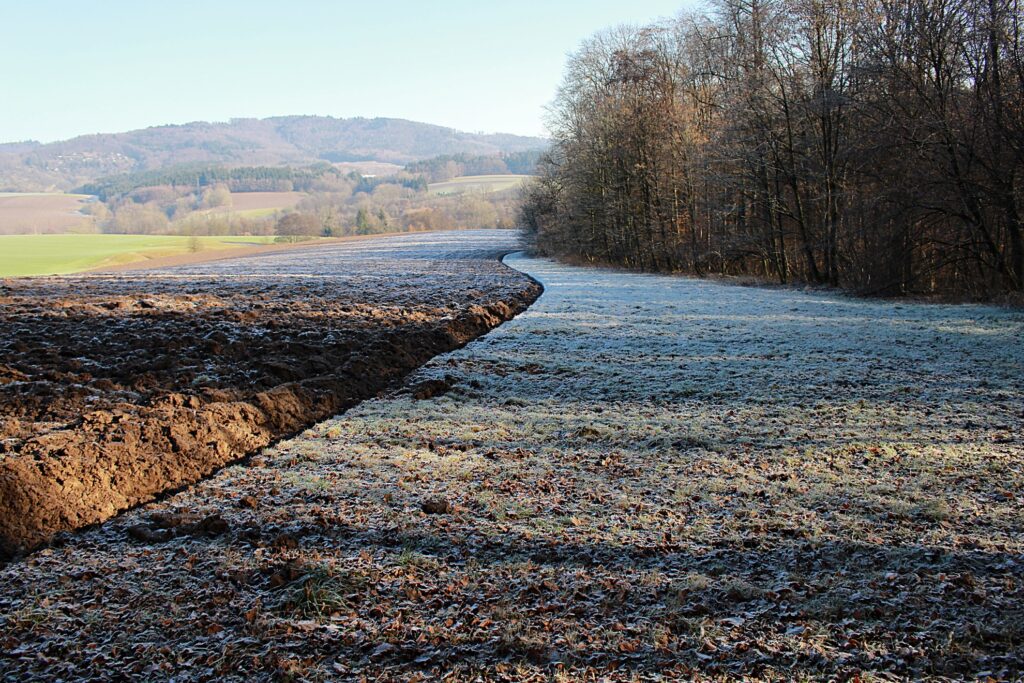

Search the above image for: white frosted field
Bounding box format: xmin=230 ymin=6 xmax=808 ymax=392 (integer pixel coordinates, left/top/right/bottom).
xmin=2 ymin=237 xmax=1020 ymax=681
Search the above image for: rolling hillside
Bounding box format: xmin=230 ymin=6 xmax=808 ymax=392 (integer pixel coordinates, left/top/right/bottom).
xmin=0 ymin=116 xmax=548 ymax=191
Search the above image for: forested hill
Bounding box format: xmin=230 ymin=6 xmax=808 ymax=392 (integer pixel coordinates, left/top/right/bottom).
xmin=0 ymin=116 xmax=548 ymax=191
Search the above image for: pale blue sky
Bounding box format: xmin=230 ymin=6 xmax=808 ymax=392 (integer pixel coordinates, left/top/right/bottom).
xmin=3 ymin=0 xmax=696 ymax=144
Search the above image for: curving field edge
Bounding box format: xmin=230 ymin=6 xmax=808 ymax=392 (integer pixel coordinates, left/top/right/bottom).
xmin=0 ymin=245 xmax=542 ymax=559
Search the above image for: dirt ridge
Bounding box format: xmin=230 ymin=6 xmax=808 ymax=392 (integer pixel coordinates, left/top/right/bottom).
xmin=0 ymin=255 xmax=541 ymax=559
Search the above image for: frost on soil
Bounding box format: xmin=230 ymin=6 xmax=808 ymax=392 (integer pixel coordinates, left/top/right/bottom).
xmin=0 ymin=230 xmax=538 ymax=554
xmin=0 ymin=252 xmax=1022 ymax=681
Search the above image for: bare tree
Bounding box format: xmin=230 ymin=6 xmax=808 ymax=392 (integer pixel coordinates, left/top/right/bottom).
xmin=522 ymin=0 xmax=1024 ymax=298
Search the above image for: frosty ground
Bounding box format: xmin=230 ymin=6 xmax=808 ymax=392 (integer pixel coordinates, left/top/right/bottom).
xmin=1 ymin=248 xmax=1022 ymax=681
xmin=0 ymin=230 xmax=538 ymax=554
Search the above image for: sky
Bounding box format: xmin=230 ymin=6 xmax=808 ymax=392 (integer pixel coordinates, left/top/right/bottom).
xmin=2 ymin=0 xmax=697 ymax=144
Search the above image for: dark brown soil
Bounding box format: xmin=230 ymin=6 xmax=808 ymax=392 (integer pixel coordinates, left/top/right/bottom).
xmin=0 ymin=231 xmax=540 ymax=558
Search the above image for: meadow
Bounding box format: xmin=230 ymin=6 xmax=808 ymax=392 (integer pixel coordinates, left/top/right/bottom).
xmin=0 ymin=234 xmax=276 ymax=277
xmin=428 ymin=174 xmax=531 ymax=196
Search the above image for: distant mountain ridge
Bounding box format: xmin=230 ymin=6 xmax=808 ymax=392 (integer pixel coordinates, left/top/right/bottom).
xmin=0 ymin=116 xmax=548 ymax=192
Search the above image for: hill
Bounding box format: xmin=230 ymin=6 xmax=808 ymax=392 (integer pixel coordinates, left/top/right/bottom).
xmin=0 ymin=116 xmax=548 ymax=192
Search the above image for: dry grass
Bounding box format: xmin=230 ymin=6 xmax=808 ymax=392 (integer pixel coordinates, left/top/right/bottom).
xmin=0 ymin=193 xmax=94 ymax=235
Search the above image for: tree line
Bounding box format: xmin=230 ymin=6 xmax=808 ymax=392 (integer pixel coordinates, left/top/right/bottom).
xmin=281 ymin=182 xmax=522 ymax=240
xmin=76 ymin=163 xmax=346 ymax=201
xmin=83 ymin=171 xmax=521 ymax=240
xmin=521 ymin=0 xmax=1024 ymax=297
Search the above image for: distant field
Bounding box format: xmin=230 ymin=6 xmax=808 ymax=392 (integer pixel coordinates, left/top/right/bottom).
xmin=0 ymin=234 xmax=276 ymax=277
xmin=428 ymin=175 xmax=532 ymax=196
xmin=331 ymin=161 xmax=405 ymax=177
xmin=204 ymin=191 xmax=306 ymax=219
xmin=0 ymin=193 xmax=94 ymax=235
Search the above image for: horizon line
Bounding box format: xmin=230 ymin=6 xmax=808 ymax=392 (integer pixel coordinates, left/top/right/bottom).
xmin=0 ymin=113 xmax=551 ymax=148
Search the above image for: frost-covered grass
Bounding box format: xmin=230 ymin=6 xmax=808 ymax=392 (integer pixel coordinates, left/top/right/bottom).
xmin=296 ymin=255 xmax=1023 ymax=678
xmin=1 ymin=249 xmax=1021 ymax=681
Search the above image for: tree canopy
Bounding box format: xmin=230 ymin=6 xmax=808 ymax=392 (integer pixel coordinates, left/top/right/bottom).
xmin=522 ymin=0 xmax=1024 ymax=298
